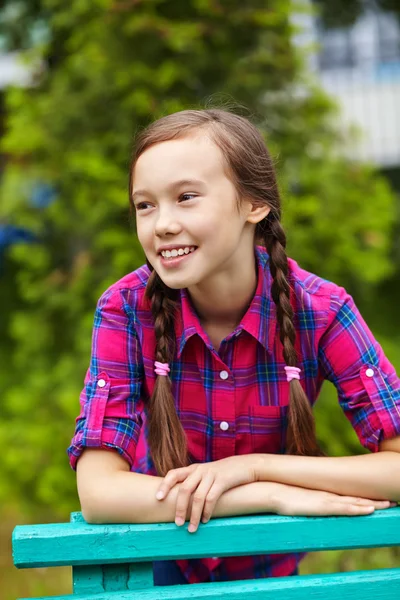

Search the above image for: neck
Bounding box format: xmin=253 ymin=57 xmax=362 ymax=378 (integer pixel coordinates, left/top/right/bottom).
xmin=187 ymin=247 xmax=258 ymax=328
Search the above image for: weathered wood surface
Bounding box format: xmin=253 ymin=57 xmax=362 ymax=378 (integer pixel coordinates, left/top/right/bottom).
xmin=70 ymin=513 xmax=155 ymax=593
xmin=17 ymin=568 xmax=400 ymax=600
xmin=12 ymin=507 xmax=400 ymax=569
xmin=72 ymin=563 xmax=155 ymax=594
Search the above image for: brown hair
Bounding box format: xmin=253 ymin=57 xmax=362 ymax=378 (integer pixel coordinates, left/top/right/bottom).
xmin=129 ymin=109 xmax=323 ymax=475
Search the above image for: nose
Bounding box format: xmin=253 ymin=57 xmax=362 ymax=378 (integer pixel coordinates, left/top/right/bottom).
xmin=154 ymin=204 xmax=182 ymax=237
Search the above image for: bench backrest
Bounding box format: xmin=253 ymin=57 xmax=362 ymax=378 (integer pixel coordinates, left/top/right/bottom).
xmin=12 ymin=507 xmax=400 ymax=599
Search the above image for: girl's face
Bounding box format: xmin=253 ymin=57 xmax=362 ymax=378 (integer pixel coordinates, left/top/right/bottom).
xmin=131 ymin=133 xmax=266 ymax=291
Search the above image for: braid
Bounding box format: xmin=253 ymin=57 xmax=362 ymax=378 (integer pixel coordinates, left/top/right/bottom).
xmin=144 ymin=262 xmax=189 ymax=475
xmin=263 ymin=216 xmax=324 ymax=456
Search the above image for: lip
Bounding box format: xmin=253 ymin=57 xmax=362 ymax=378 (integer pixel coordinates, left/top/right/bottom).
xmin=159 ymin=248 xmax=198 ymax=269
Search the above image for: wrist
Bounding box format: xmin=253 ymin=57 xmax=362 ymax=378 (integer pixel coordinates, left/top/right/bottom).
xmin=252 ymin=453 xmax=270 ymax=482
xmin=257 ymin=481 xmax=283 ymax=513
xmin=264 ymin=482 xmax=284 ymax=514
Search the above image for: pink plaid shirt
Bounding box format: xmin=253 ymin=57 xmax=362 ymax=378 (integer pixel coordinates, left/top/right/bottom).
xmin=68 ymin=245 xmax=400 ymax=583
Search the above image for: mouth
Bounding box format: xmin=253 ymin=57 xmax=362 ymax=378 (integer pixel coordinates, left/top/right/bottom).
xmin=159 ymin=247 xmax=198 ymax=267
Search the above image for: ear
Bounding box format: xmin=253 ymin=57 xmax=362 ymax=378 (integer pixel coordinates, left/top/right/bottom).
xmin=244 ymin=201 xmax=271 ymax=225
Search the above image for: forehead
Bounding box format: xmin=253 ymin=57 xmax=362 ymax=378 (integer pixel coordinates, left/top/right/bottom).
xmin=132 ymin=134 xmax=227 ymax=187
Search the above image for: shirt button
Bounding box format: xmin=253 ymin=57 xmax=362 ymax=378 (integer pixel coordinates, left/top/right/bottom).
xmin=366 ymin=368 xmax=375 ymax=378
xmin=97 ymin=378 xmax=106 ymax=388
xmin=220 ymin=421 xmax=229 ymax=431
xmin=219 ymin=370 xmax=229 ymax=380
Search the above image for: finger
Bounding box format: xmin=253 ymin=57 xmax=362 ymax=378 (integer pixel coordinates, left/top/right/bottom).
xmin=201 ymin=482 xmax=224 ymax=524
xmin=329 ymin=501 xmax=375 ymax=516
xmin=174 ymin=471 xmax=203 ymax=526
xmin=372 ymin=500 xmax=393 ymax=510
xmin=188 ymin=473 xmax=215 ymax=533
xmin=328 ymin=496 xmax=392 ymax=516
xmin=156 ymin=465 xmax=195 ymax=500
xmin=340 ymin=497 xmax=392 ymax=510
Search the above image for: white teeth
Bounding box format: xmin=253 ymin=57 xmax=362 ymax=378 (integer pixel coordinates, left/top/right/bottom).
xmin=161 ymin=246 xmax=196 ymax=258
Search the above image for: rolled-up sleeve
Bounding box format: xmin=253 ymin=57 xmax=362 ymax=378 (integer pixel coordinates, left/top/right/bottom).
xmin=318 ymin=286 xmax=400 ymax=452
xmin=67 ymin=287 xmax=144 ymax=470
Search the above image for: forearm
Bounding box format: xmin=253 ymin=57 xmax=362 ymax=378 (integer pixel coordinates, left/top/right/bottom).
xmin=84 ymin=470 xmax=280 ymax=524
xmin=253 ymin=451 xmax=400 ymax=501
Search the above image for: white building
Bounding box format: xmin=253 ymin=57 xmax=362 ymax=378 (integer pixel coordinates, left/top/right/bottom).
xmin=299 ymin=4 xmax=400 ymax=167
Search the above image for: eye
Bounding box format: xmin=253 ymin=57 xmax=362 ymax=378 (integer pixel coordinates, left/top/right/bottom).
xmin=135 ymin=202 xmax=150 ymax=211
xmin=135 ymin=193 xmax=197 ymax=211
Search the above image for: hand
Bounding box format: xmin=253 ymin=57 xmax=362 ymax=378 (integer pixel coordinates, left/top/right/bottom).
xmin=156 ymin=455 xmax=258 ymax=532
xmin=269 ymin=482 xmax=397 ymax=516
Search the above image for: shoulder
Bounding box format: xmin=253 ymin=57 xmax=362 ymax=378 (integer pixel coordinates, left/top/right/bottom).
xmin=287 ymin=257 xmax=332 ymax=296
xmin=96 ymin=262 xmax=151 ymax=314
xmin=287 ymin=256 xmax=351 ymax=317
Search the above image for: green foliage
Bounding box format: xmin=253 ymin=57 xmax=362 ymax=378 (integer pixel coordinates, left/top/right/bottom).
xmin=0 ymin=0 xmax=398 ymax=534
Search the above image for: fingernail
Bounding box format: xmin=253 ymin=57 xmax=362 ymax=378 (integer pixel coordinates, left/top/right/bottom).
xmin=188 ymin=524 xmax=196 ymax=533
xmin=156 ymin=491 xmax=164 ymax=500
xmin=175 ymin=517 xmax=184 ymax=526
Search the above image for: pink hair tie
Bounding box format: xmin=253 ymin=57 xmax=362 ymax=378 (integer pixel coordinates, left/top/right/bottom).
xmin=154 ymin=361 xmax=170 ymax=377
xmin=284 ymin=366 xmax=301 ymax=382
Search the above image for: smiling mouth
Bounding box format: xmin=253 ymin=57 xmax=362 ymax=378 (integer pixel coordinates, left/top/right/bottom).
xmin=159 ymin=247 xmax=198 ymax=259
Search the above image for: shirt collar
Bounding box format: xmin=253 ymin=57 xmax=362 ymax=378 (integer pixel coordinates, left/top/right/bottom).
xmin=174 ymin=245 xmax=276 ymax=358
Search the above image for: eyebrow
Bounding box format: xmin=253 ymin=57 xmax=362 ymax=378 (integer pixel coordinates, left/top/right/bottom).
xmin=131 ymin=179 xmax=206 ymax=202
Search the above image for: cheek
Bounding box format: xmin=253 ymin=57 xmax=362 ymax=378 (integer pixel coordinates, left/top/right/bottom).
xmin=190 ymin=211 xmax=222 ymax=235
xmin=200 ymin=214 xmax=237 ymax=241
xmin=135 ymin=221 xmax=151 ymax=245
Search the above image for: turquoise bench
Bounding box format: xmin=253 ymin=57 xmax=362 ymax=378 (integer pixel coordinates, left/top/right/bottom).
xmin=12 ymin=507 xmax=400 ymax=599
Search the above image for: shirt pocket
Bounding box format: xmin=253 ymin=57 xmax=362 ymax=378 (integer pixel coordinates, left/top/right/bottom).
xmin=248 ymin=405 xmax=288 ymax=454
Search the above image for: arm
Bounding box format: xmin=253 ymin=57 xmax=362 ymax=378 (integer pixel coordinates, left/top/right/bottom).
xmin=77 ymin=448 xmax=279 ymax=523
xmin=78 ymin=449 xmax=392 ymax=527
xmin=67 ymin=287 xmax=144 ymax=473
xmin=253 ymin=441 xmax=400 ymax=502
xmin=255 ymin=287 xmax=400 ymax=501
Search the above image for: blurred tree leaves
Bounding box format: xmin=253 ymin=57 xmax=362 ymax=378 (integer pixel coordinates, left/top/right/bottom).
xmin=0 ymin=0 xmax=398 ymax=519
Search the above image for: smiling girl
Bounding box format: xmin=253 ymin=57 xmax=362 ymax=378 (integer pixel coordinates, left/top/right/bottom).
xmin=68 ymin=109 xmax=400 ymax=586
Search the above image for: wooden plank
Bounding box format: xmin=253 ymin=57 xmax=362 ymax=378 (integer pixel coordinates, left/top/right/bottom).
xmin=72 ymin=563 xmax=155 ymax=593
xmin=102 ymin=564 xmax=129 ymax=591
xmin=128 ymin=563 xmax=154 ymax=590
xmin=70 ymin=513 xmax=85 ymax=523
xmin=16 ymin=568 xmax=400 ymax=600
xmin=12 ymin=507 xmax=400 ymax=568
xmin=71 ymin=513 xmax=154 ymax=591
xmin=70 ymin=512 xmax=104 ymax=594
xmin=72 ymin=566 xmax=104 ymax=594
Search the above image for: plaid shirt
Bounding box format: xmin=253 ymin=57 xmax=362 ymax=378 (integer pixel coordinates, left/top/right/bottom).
xmin=68 ymin=245 xmax=400 ymax=583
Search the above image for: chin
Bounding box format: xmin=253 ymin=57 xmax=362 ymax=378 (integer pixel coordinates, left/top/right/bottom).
xmin=166 ymin=282 xmax=185 ymax=290
xmin=160 ymin=273 xmax=199 ymax=290
xmin=150 ymin=269 xmax=179 ymax=288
